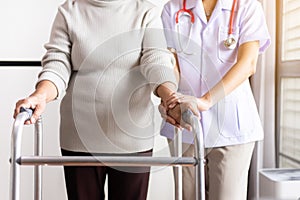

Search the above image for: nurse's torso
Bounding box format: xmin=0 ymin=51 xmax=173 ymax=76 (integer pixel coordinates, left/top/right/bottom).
xmin=160 ymin=0 xmax=264 ymax=147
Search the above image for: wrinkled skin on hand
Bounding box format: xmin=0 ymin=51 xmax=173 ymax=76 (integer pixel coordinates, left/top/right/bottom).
xmin=167 ymin=101 xmax=199 ymax=131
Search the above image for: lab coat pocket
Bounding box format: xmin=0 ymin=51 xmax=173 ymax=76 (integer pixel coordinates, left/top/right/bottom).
xmin=236 ymin=95 xmax=255 ymax=134
xmin=217 ymin=26 xmax=239 ymax=63
xmin=217 ymin=96 xmax=239 ymax=138
xmin=217 ymin=91 xmax=254 ymax=137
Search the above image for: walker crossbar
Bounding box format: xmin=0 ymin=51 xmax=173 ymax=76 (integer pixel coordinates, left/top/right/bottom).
xmin=10 ymin=108 xmax=205 ymax=200
xmin=18 ymin=156 xmax=197 ymax=167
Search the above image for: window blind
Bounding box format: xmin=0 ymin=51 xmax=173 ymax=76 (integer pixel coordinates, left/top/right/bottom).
xmin=280 ymin=78 xmax=300 ymax=168
xmin=282 ymin=0 xmax=300 ymax=61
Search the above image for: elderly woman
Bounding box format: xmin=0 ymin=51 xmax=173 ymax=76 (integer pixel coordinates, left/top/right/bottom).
xmin=13 ymin=0 xmax=180 ymax=199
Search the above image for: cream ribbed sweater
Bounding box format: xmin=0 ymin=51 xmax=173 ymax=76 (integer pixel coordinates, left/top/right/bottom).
xmin=38 ymin=0 xmax=177 ymax=153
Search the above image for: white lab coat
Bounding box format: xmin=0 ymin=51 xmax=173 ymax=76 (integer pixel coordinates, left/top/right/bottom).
xmin=160 ymin=0 xmax=271 ymax=147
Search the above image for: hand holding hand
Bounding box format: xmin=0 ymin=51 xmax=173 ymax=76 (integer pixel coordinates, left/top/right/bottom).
xmin=159 ymin=92 xmax=201 ymax=131
xmin=167 ymin=100 xmax=199 ymax=131
xmin=158 ymin=94 xmax=182 ymax=129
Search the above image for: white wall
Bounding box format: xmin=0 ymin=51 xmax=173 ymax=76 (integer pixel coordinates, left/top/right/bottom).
xmin=0 ymin=0 xmax=175 ymax=199
xmin=0 ymin=0 xmax=65 ymax=61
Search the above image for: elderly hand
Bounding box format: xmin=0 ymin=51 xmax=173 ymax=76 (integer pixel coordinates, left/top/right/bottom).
xmin=167 ymin=102 xmax=199 ymax=131
xmin=13 ymin=80 xmax=58 ymax=125
xmin=159 ymin=92 xmax=201 ymax=131
xmin=158 ymin=100 xmax=182 ymax=129
xmin=14 ymin=93 xmax=47 ymax=125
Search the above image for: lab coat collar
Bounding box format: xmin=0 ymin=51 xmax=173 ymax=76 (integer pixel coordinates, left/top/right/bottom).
xmin=184 ymin=0 xmax=235 ymax=24
xmin=205 ymin=0 xmax=233 ymax=24
xmin=220 ymin=0 xmax=235 ymax=10
xmin=184 ymin=0 xmax=197 ymax=10
xmin=184 ymin=0 xmax=233 ymax=10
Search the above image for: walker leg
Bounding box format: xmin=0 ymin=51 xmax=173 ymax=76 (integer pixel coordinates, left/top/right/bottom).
xmin=174 ymin=128 xmax=183 ymax=200
xmin=10 ymin=110 xmax=33 ymax=200
xmin=34 ymin=117 xmax=43 ymax=200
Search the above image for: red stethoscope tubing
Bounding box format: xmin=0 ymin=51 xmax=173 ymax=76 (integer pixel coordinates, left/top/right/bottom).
xmin=175 ymin=0 xmax=237 ymax=36
xmin=228 ymin=0 xmax=237 ymax=35
xmin=175 ymin=0 xmax=195 ymax=24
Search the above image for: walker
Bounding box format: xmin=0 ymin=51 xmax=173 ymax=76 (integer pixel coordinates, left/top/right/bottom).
xmin=10 ymin=108 xmax=206 ymax=200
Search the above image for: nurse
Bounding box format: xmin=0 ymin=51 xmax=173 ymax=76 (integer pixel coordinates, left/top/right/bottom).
xmin=160 ymin=0 xmax=271 ymax=199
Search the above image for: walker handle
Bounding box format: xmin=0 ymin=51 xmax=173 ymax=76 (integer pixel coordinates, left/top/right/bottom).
xmin=182 ymin=109 xmax=194 ymax=125
xmin=19 ymin=107 xmax=33 ymax=120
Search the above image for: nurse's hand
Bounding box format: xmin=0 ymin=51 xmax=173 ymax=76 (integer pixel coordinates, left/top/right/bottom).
xmin=14 ymin=93 xmax=47 ymax=125
xmin=166 ymin=93 xmax=211 ymax=112
xmin=166 ymin=93 xmax=199 ymax=112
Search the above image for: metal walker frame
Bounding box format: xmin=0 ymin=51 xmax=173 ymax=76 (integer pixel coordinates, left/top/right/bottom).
xmin=10 ymin=109 xmax=205 ymax=200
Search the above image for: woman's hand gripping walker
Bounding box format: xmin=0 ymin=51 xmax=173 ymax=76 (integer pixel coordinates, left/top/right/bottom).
xmin=10 ymin=107 xmax=43 ymax=200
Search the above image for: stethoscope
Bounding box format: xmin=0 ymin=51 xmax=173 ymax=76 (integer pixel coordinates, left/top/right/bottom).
xmin=175 ymin=0 xmax=238 ymax=54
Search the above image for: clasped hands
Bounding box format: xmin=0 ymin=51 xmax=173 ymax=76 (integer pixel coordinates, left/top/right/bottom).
xmin=159 ymin=92 xmax=200 ymax=131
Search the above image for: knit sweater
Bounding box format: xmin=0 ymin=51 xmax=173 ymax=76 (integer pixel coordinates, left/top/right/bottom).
xmin=38 ymin=0 xmax=177 ymax=153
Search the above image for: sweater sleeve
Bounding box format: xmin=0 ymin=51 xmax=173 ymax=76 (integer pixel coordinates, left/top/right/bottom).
xmin=38 ymin=6 xmax=72 ymax=99
xmin=140 ymin=6 xmax=178 ymax=96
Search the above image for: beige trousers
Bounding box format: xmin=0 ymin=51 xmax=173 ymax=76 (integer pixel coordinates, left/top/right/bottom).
xmin=168 ymin=139 xmax=255 ymax=200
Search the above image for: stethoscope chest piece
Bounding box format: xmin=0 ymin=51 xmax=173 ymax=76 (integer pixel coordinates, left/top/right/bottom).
xmin=224 ymin=34 xmax=237 ymax=50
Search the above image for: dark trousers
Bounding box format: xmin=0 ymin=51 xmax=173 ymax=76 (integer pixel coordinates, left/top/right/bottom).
xmin=61 ymin=149 xmax=152 ymax=200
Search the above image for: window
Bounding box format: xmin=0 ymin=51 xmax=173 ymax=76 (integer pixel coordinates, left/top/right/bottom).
xmin=277 ymin=0 xmax=300 ymax=168
xmin=281 ymin=0 xmax=300 ymax=61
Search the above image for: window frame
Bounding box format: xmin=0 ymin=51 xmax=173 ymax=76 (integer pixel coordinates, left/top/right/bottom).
xmin=276 ymin=0 xmax=300 ymax=167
